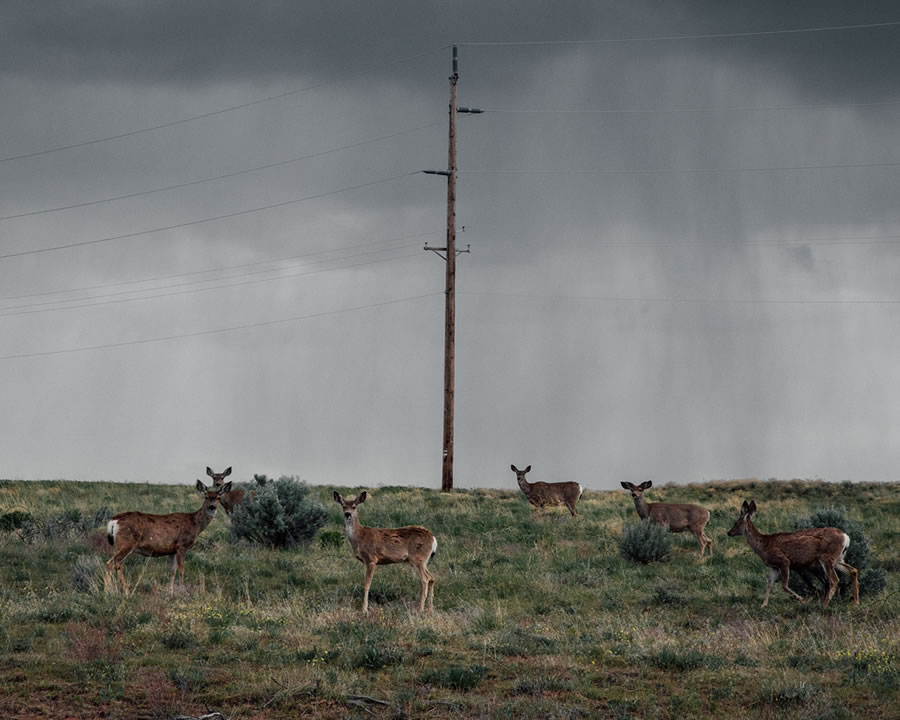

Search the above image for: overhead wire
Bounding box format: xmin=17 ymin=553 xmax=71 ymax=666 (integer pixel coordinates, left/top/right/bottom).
xmin=0 ymin=45 xmax=449 ymax=164
xmin=0 ymin=292 xmax=444 ymax=361
xmin=0 ymin=231 xmax=440 ymax=303
xmin=456 ymin=20 xmax=900 ymax=46
xmin=482 ymin=98 xmax=900 ymax=115
xmin=460 ymin=160 xmax=900 ymax=176
xmin=0 ymin=121 xmax=442 ymax=222
xmin=0 ymin=245 xmax=425 ymax=317
xmin=0 ymin=171 xmax=420 ymax=261
xmin=460 ymin=290 xmax=900 ymax=306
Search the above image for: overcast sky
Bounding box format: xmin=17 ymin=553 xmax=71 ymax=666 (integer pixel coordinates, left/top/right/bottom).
xmin=1 ymin=2 xmax=899 ymax=489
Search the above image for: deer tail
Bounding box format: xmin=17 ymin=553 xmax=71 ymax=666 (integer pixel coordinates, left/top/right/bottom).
xmin=107 ymin=519 xmax=119 ymax=546
xmin=430 ymin=536 xmax=438 ymax=559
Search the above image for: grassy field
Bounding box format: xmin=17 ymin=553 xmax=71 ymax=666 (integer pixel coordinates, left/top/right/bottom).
xmin=0 ymin=478 xmax=898 ymax=719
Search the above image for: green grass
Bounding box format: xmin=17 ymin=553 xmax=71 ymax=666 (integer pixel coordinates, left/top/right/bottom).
xmin=0 ymin=478 xmax=898 ymax=719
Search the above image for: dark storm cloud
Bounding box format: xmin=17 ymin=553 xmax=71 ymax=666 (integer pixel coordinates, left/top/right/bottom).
xmin=3 ymin=1 xmax=897 ymax=101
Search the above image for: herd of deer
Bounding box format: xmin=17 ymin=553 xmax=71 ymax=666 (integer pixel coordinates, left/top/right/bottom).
xmin=103 ymin=464 xmax=860 ymax=612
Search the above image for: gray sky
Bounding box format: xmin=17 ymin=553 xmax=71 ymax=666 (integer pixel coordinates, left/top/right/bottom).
xmin=1 ymin=2 xmax=899 ymax=488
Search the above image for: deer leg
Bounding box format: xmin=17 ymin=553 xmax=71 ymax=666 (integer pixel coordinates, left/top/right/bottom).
xmin=104 ymin=559 xmax=116 ymax=593
xmin=414 ymin=562 xmax=429 ymax=612
xmin=823 ymin=562 xmax=840 ymax=607
xmin=362 ymin=562 xmax=376 ymax=614
xmin=168 ymin=554 xmax=179 ymax=594
xmin=697 ymin=530 xmax=712 ymax=558
xmin=762 ymin=567 xmax=779 ymax=607
xmin=108 ymin=547 xmax=134 ymax=594
xmin=835 ymin=560 xmax=859 ymax=605
xmin=426 ymin=568 xmax=435 ymax=613
xmin=177 ymin=549 xmax=186 ymax=588
xmin=779 ymin=563 xmax=806 ymax=602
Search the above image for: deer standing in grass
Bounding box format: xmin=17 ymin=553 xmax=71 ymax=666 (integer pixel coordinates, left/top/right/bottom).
xmin=105 ymin=479 xmax=231 ymax=594
xmin=333 ymin=491 xmax=436 ymax=614
xmin=727 ymin=500 xmax=859 ymax=608
xmin=206 ymin=466 xmax=245 ymax=514
xmin=510 ymin=464 xmax=583 ymax=516
xmin=621 ymin=481 xmax=712 ymax=558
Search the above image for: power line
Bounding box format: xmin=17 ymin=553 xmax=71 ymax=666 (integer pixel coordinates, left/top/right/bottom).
xmin=0 ymin=122 xmax=441 ymax=222
xmin=0 ymin=292 xmax=443 ymax=361
xmin=0 ymin=248 xmax=423 ymax=317
xmin=563 ymin=233 xmax=900 ymax=248
xmin=460 ymin=160 xmax=900 ymax=177
xmin=484 ymin=98 xmax=900 ymax=116
xmin=0 ymin=231 xmax=439 ymax=303
xmin=0 ymin=46 xmax=448 ymax=164
xmin=457 ymin=20 xmax=900 ymax=46
xmin=461 ymin=290 xmax=900 ymax=306
xmin=0 ymin=172 xmax=418 ymax=261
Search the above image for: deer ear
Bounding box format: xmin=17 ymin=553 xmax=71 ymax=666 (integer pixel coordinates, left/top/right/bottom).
xmin=748 ymin=500 xmax=757 ymax=514
xmin=510 ymin=464 xmax=517 ymax=472
xmin=196 ymin=479 xmax=206 ymax=493
xmin=333 ymin=490 xmax=343 ymax=504
xmin=640 ymin=481 xmax=653 ymax=490
xmin=206 ymin=467 xmax=214 ymax=477
xmin=224 ymin=467 xmax=232 ymax=477
xmin=620 ymin=482 xmax=633 ymax=490
xmin=218 ymin=481 xmax=232 ymax=494
xmin=524 ymin=465 xmax=531 ymax=473
xmin=358 ymin=491 xmax=367 ymax=503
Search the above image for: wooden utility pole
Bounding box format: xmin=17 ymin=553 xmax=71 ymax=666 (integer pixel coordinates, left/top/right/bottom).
xmin=424 ymin=46 xmax=480 ymax=492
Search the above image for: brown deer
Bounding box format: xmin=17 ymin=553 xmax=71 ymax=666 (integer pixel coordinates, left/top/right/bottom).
xmin=105 ymin=479 xmax=231 ymax=594
xmin=510 ymin=464 xmax=583 ymax=516
xmin=333 ymin=491 xmax=436 ymax=614
xmin=206 ymin=466 xmax=244 ymax=514
xmin=727 ymin=500 xmax=859 ymax=608
xmin=620 ymin=481 xmax=712 ymax=558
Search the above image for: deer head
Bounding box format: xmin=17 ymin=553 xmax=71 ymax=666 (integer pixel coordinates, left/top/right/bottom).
xmin=728 ymin=500 xmax=757 ymax=537
xmin=333 ymin=490 xmax=366 ymax=519
xmin=206 ymin=466 xmax=232 ymax=488
xmin=620 ymin=480 xmax=653 ymax=499
xmin=197 ymin=478 xmax=231 ymax=515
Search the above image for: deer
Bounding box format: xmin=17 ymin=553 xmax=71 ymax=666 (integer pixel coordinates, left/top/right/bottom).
xmin=727 ymin=500 xmax=859 ymax=608
xmin=105 ymin=479 xmax=231 ymax=595
xmin=206 ymin=466 xmax=245 ymax=514
xmin=510 ymin=464 xmax=583 ymax=516
xmin=332 ymin=491 xmax=436 ymax=614
xmin=620 ymin=480 xmax=712 ymax=558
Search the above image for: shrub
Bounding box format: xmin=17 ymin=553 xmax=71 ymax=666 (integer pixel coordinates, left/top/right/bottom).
xmin=419 ymin=664 xmax=488 ymax=691
xmin=619 ymin=518 xmax=671 ymax=564
xmin=0 ymin=511 xmax=32 ymax=532
xmin=21 ymin=507 xmax=111 ymax=543
xmin=649 ymin=646 xmax=726 ymax=671
xmin=318 ymin=529 xmax=344 ymax=549
xmin=791 ymin=506 xmax=883 ymax=599
xmin=230 ymin=476 xmax=327 ymax=549
xmin=72 ymin=554 xmax=105 ymax=593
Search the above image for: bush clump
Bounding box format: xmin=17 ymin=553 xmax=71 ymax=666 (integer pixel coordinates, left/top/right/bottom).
xmin=20 ymin=508 xmax=111 ymax=543
xmin=791 ymin=505 xmax=884 ymax=599
xmin=620 ymin=518 xmax=671 ymax=564
xmin=230 ymin=475 xmax=327 ymax=549
xmin=0 ymin=511 xmax=32 ymax=532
